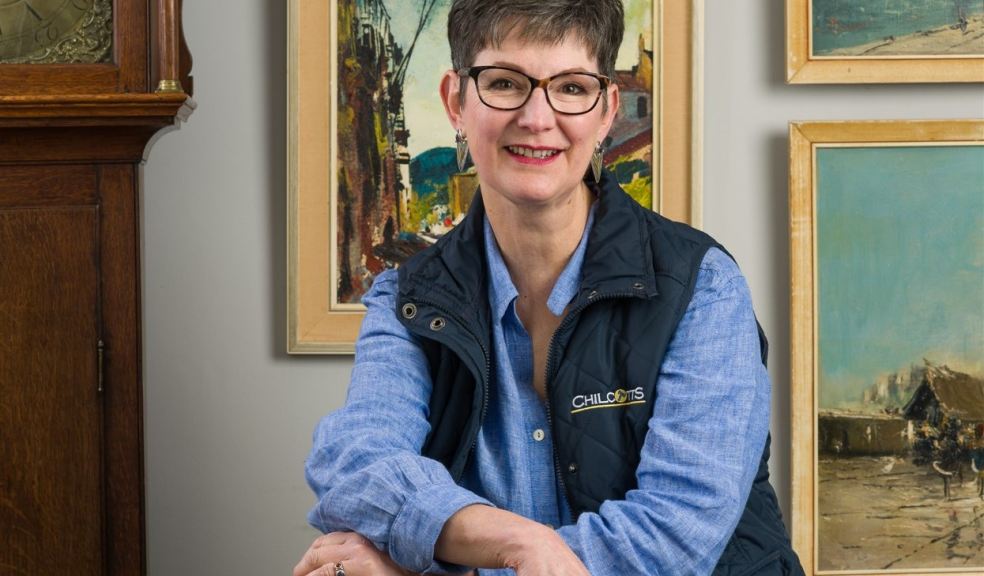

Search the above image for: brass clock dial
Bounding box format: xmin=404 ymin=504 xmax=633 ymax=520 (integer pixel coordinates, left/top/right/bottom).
xmin=0 ymin=0 xmax=112 ymax=64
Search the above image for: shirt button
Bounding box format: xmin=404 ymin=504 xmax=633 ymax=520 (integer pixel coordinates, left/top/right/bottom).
xmin=532 ymin=429 xmax=545 ymax=442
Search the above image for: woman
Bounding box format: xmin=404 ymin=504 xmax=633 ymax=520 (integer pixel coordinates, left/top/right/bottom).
xmin=295 ymin=1 xmax=803 ymax=574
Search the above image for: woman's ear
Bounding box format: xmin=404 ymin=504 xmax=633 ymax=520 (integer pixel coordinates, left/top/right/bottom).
xmin=440 ymin=70 xmax=464 ymax=130
xmin=598 ymin=83 xmax=620 ymax=142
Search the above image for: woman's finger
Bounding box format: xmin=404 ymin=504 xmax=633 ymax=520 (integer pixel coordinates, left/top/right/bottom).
xmin=296 ymin=531 xmax=408 ymax=576
xmin=294 ymin=534 xmax=350 ymax=576
xmin=302 ymin=556 xmax=351 ymax=576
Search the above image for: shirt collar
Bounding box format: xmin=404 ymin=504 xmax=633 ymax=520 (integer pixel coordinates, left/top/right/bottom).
xmin=483 ymin=203 xmax=597 ymax=321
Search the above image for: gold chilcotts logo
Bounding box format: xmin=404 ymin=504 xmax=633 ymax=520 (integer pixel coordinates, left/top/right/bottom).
xmin=571 ymin=387 xmax=646 ymax=414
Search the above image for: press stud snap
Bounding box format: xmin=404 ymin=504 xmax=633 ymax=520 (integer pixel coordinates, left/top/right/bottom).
xmin=401 ymin=303 xmax=417 ymax=319
xmin=429 ymin=317 xmax=446 ymax=331
xmin=568 ymin=462 xmax=578 ymax=474
xmin=632 ymin=282 xmax=645 ymax=290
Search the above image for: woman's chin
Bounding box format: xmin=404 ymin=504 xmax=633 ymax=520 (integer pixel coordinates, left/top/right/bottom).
xmin=485 ymin=179 xmax=585 ymax=208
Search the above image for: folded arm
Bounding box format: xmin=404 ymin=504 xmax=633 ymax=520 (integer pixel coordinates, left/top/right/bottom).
xmin=552 ymin=249 xmax=772 ymax=575
xmin=305 ymin=270 xmax=491 ymax=573
xmin=306 ymin=271 xmax=590 ymax=574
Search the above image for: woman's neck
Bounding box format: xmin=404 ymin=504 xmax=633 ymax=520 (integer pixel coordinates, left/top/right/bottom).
xmin=484 ymin=183 xmax=594 ymax=301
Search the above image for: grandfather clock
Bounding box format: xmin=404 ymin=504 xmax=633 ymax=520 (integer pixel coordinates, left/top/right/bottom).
xmin=0 ymin=1 xmax=192 ymax=574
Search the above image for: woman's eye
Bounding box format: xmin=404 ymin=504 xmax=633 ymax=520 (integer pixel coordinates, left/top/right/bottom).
xmin=489 ymin=79 xmax=515 ymax=90
xmin=560 ymin=83 xmax=587 ymax=95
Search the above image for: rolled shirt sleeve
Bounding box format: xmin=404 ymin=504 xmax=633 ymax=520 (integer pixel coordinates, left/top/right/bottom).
xmin=305 ymin=270 xmax=490 ymax=574
xmin=556 ymin=248 xmax=772 ymax=575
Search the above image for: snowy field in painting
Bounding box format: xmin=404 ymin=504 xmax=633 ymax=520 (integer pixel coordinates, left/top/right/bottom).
xmin=819 ymin=456 xmax=984 ymax=571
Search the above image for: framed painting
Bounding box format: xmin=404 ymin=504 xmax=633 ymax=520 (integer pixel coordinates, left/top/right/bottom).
xmin=288 ymin=0 xmax=705 ymax=353
xmin=789 ymin=120 xmax=984 ymax=575
xmin=786 ymin=0 xmax=984 ymax=83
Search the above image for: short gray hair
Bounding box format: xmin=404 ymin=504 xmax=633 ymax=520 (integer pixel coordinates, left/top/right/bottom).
xmin=448 ymin=0 xmax=625 ymax=79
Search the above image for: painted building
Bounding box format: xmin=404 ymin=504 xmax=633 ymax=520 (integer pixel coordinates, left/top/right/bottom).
xmin=818 ymin=411 xmax=907 ymax=456
xmin=335 ymin=0 xmax=409 ymax=302
xmin=605 ymin=34 xmax=653 ymax=164
xmin=902 ymin=363 xmax=984 ymax=427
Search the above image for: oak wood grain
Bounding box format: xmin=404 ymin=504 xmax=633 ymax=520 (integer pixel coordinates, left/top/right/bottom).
xmin=0 ymin=205 xmax=103 ymax=575
xmin=98 ymin=164 xmax=144 ymax=576
xmin=0 ymin=165 xmax=97 ymax=207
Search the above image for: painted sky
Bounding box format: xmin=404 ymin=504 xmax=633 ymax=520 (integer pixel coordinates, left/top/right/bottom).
xmin=383 ymin=0 xmax=653 ymax=157
xmin=817 ymin=145 xmax=984 ymax=408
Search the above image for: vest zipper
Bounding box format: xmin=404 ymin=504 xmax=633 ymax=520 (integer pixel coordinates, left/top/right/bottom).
xmin=543 ymin=289 xmax=647 ymax=520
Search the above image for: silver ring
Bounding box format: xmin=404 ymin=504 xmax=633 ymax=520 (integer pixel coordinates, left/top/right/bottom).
xmin=333 ymin=562 xmax=346 ymax=576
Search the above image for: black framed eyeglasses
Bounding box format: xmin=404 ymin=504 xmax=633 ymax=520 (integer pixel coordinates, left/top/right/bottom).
xmin=458 ymin=65 xmax=610 ymax=116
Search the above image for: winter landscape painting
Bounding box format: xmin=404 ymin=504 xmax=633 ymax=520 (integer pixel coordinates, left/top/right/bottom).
xmin=330 ymin=0 xmax=655 ymax=306
xmin=809 ymin=140 xmax=984 ymax=572
xmin=811 ymin=0 xmax=984 ymax=57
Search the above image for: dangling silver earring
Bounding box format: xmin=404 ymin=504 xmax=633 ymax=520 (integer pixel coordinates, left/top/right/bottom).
xmin=456 ymin=129 xmax=470 ymax=172
xmin=591 ymin=141 xmax=604 ymax=183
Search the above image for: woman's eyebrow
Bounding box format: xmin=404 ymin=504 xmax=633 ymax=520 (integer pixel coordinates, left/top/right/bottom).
xmin=486 ymin=61 xmax=595 ymax=75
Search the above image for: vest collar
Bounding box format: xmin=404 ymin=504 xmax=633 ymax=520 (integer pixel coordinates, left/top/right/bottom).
xmin=579 ymin=170 xmax=659 ymax=302
xmin=398 ymin=170 xmax=659 ymax=318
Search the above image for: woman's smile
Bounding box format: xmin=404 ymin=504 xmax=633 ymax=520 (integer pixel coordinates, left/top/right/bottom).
xmin=504 ymin=144 xmax=563 ymax=164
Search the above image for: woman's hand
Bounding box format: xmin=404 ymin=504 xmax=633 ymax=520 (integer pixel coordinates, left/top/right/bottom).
xmin=293 ymin=532 xmax=418 ymax=576
xmin=500 ymin=523 xmax=590 ymax=576
xmin=436 ymin=505 xmax=589 ymax=576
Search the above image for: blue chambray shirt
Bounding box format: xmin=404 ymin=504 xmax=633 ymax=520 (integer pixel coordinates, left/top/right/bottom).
xmin=306 ymin=207 xmax=771 ymax=575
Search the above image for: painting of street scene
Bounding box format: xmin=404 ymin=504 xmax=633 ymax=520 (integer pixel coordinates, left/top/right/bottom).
xmin=815 ymin=145 xmax=984 ymax=571
xmin=331 ymin=0 xmax=655 ymax=305
xmin=811 ymin=0 xmax=984 ymax=57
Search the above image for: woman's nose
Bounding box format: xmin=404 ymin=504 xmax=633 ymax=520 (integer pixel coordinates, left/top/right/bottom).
xmin=515 ymin=86 xmax=556 ymax=131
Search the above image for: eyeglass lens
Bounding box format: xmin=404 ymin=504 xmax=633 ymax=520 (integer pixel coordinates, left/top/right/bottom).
xmin=475 ymin=68 xmax=602 ymax=114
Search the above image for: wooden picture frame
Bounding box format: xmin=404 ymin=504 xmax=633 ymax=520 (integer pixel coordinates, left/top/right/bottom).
xmin=786 ymin=0 xmax=984 ymax=83
xmin=789 ymin=120 xmax=984 ymax=575
xmin=288 ymin=0 xmax=704 ymax=354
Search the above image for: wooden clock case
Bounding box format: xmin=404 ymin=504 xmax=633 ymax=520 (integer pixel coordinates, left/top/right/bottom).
xmin=0 ymin=1 xmax=193 ymax=574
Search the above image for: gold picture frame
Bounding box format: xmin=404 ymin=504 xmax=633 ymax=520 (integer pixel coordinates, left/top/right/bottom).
xmin=789 ymin=120 xmax=984 ymax=575
xmin=786 ymin=1 xmax=984 ymax=83
xmin=288 ymin=0 xmax=704 ymax=354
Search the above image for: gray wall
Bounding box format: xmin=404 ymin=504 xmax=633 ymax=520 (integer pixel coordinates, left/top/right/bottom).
xmin=140 ymin=1 xmax=983 ymax=574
